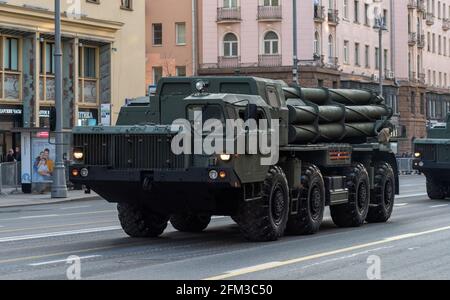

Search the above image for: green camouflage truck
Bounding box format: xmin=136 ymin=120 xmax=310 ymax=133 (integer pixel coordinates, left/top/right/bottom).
xmin=69 ymin=77 xmax=399 ymax=242
xmin=413 ymin=114 xmax=450 ymax=199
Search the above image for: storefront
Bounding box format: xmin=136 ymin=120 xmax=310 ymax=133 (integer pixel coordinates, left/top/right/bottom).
xmin=0 ymin=105 xmax=23 ymax=162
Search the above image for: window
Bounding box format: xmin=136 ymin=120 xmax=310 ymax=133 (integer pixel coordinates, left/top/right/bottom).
xmin=1 ymin=36 xmax=21 ymax=100
xmin=176 ymin=66 xmax=186 ymax=77
xmin=266 ymin=86 xmax=280 ymax=107
xmin=354 ymin=0 xmax=359 ymax=23
xmin=42 ymin=42 xmax=55 ymax=74
xmin=78 ymin=46 xmax=99 ymax=104
xmin=223 ymin=0 xmax=237 ymax=8
xmin=328 ymin=35 xmax=334 ymax=62
xmin=343 ymin=40 xmax=349 ymax=64
xmin=355 ymin=43 xmax=360 ymax=66
xmin=3 ymin=37 xmax=19 ymax=71
xmin=153 ymin=23 xmax=163 ymax=46
xmin=364 ymin=4 xmax=369 ymax=25
xmin=384 ymin=49 xmax=388 ymax=71
xmin=39 ymin=40 xmax=56 ymax=102
xmin=176 ymin=23 xmax=186 ymax=45
xmin=427 ymin=32 xmax=431 ymax=52
xmin=343 ymin=0 xmax=349 ymax=19
xmin=223 ymin=33 xmax=238 ymax=57
xmin=365 ymin=45 xmax=370 ymax=68
xmin=263 ymin=31 xmax=279 ymax=55
xmin=263 ymin=0 xmax=279 ymax=6
xmin=314 ymin=32 xmax=320 ymax=55
xmin=153 ymin=67 xmax=163 ymax=85
xmin=120 ymin=0 xmax=133 ymax=10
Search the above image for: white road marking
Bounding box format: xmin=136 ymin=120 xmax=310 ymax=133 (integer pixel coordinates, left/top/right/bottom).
xmin=20 ymin=215 xmax=59 ymax=220
xmin=0 ymin=210 xmax=115 ymax=222
xmin=59 ymin=205 xmax=91 ymax=211
xmin=395 ymin=203 xmax=409 ymax=207
xmin=29 ymin=255 xmax=102 ymax=267
xmin=204 ymin=224 xmax=450 ymax=280
xmin=0 ymin=226 xmax=121 ymax=243
xmin=430 ymin=204 xmax=449 ymax=208
xmin=397 ymin=193 xmax=427 ymax=199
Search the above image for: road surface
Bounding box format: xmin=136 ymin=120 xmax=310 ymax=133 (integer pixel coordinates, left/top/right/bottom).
xmin=0 ymin=175 xmax=449 ymax=280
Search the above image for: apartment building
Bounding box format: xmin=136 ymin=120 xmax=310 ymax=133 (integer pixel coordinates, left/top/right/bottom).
xmin=0 ymin=0 xmax=146 ymax=159
xmin=146 ymin=0 xmax=198 ymax=88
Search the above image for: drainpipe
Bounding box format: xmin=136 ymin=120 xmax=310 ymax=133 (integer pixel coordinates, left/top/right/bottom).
xmin=192 ymin=0 xmax=198 ymax=76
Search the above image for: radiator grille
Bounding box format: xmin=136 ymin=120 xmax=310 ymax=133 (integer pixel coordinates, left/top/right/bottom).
xmin=74 ymin=134 xmax=185 ymax=169
xmin=415 ymin=144 xmax=436 ymax=161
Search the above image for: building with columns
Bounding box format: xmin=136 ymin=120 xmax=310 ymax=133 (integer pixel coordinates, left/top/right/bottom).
xmin=0 ymin=0 xmax=145 ymax=160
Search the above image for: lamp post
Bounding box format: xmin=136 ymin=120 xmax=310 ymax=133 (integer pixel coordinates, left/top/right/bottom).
xmin=51 ymin=0 xmax=68 ymax=199
xmin=374 ymin=15 xmax=387 ymax=97
xmin=292 ymin=0 xmax=299 ymax=85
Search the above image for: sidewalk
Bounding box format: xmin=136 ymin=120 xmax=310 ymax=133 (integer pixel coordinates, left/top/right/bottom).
xmin=0 ymin=189 xmax=102 ymax=208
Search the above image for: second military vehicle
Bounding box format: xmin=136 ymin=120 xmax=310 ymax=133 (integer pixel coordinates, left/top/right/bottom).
xmin=69 ymin=77 xmax=399 ymax=242
xmin=414 ymin=114 xmax=450 ymax=199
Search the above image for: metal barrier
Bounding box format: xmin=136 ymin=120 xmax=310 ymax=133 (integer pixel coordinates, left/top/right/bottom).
xmin=397 ymin=158 xmax=415 ymax=175
xmin=0 ymin=162 xmax=21 ymax=194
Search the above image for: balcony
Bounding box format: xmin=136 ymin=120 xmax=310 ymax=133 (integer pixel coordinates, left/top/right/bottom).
xmin=417 ymin=0 xmax=426 ymax=12
xmin=426 ymin=13 xmax=435 ymax=25
xmin=326 ymin=57 xmax=339 ymax=69
xmin=408 ymin=32 xmax=417 ymax=46
xmin=328 ymin=9 xmax=339 ymax=25
xmin=258 ymin=5 xmax=282 ymax=21
xmin=443 ymin=18 xmax=450 ymax=31
xmin=258 ymin=55 xmax=282 ymax=67
xmin=218 ymin=56 xmax=240 ymax=69
xmin=407 ymin=0 xmax=417 ymax=9
xmin=418 ymin=72 xmax=426 ymax=84
xmin=217 ymin=7 xmax=241 ymax=23
xmin=417 ymin=33 xmax=425 ymax=48
xmin=314 ymin=5 xmax=325 ymax=22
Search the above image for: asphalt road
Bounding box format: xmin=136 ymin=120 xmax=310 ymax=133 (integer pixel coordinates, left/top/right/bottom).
xmin=0 ymin=175 xmax=449 ymax=280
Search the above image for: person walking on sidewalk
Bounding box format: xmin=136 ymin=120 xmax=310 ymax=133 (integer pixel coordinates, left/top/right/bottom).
xmin=6 ymin=149 xmax=16 ymax=162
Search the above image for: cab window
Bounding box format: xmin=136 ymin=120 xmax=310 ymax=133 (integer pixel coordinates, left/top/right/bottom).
xmin=266 ymin=86 xmax=280 ymax=108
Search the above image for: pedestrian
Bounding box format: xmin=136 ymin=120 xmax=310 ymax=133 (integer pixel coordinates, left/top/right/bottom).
xmin=14 ymin=146 xmax=21 ymax=162
xmin=6 ymin=149 xmax=16 ymax=162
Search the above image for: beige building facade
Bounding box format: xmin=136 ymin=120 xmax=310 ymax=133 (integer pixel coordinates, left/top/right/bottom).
xmin=0 ymin=0 xmax=146 ymax=160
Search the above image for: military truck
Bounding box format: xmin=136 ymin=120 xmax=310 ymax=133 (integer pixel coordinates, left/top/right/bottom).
xmin=413 ymin=114 xmax=450 ymax=199
xmin=69 ymin=77 xmax=399 ymax=242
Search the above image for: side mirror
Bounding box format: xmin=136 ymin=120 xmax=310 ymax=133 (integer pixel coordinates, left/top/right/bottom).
xmin=49 ymin=107 xmax=57 ymax=132
xmin=244 ymin=103 xmax=258 ymax=121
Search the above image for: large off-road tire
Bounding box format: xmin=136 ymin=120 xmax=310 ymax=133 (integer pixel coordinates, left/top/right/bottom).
xmin=117 ymin=203 xmax=169 ymax=238
xmin=366 ymin=162 xmax=396 ymax=223
xmin=426 ymin=176 xmax=446 ymax=200
xmin=287 ymin=164 xmax=325 ymax=235
xmin=170 ymin=214 xmax=211 ymax=233
xmin=331 ymin=163 xmax=370 ymax=228
xmin=236 ymin=166 xmax=290 ymax=242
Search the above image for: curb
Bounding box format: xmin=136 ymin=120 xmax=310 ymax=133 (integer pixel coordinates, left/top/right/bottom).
xmin=0 ymin=195 xmax=103 ymax=208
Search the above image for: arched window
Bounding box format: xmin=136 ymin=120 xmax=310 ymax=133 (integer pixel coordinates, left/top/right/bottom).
xmin=314 ymin=31 xmax=320 ymax=55
xmin=328 ymin=34 xmax=334 ymax=62
xmin=223 ymin=33 xmax=238 ymax=57
xmin=263 ymin=31 xmax=279 ymax=55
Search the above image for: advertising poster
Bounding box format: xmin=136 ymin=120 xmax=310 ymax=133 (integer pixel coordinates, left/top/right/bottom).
xmin=31 ymin=138 xmax=56 ymax=183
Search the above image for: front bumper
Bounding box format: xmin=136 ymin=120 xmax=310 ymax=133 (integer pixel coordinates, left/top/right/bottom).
xmin=69 ymin=166 xmax=241 ymax=187
xmin=412 ymin=159 xmax=450 ymax=171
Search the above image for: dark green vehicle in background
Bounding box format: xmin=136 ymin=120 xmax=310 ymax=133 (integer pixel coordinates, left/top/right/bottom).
xmin=414 ymin=114 xmax=450 ymax=199
xmin=70 ymin=76 xmax=399 ymax=242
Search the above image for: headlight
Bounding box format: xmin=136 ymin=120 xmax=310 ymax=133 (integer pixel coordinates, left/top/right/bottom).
xmin=220 ymin=154 xmax=232 ymax=161
xmin=414 ymin=152 xmax=421 ymax=158
xmin=73 ymin=149 xmax=84 ymax=160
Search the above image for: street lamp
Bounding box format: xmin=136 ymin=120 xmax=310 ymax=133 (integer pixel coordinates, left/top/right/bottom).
xmin=292 ymin=0 xmax=299 ymax=85
xmin=51 ymin=0 xmax=68 ymax=199
xmin=374 ymin=15 xmax=388 ymax=97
